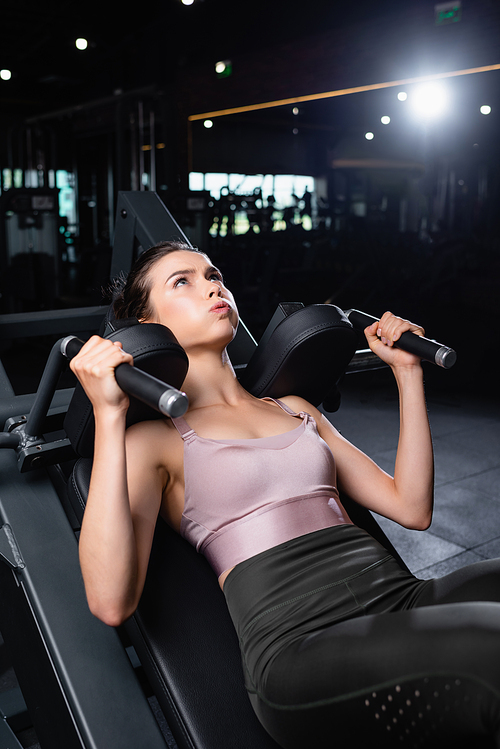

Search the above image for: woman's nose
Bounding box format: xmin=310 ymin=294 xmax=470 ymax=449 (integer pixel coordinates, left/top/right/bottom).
xmin=207 ymin=281 xmax=222 ymax=297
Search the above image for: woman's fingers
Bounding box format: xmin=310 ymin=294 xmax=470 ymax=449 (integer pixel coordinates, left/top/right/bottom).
xmin=371 ymin=312 xmax=425 ymax=346
xmin=364 ymin=312 xmax=425 ymax=367
xmin=70 ymin=336 xmax=133 ymax=411
xmin=72 ymin=337 xmax=132 ymax=371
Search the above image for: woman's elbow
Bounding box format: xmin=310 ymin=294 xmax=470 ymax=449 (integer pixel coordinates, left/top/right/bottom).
xmin=404 ymin=504 xmax=433 ymax=531
xmin=87 ymin=596 xmax=137 ymax=628
xmin=407 ymin=514 xmax=432 ymax=532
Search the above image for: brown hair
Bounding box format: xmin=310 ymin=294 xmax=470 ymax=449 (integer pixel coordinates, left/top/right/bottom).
xmin=112 ymin=240 xmax=200 ymax=321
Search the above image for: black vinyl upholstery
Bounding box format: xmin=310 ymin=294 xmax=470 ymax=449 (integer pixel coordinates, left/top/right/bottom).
xmin=65 ymin=304 xmax=407 ymax=749
xmin=240 ymin=304 xmax=356 ymax=405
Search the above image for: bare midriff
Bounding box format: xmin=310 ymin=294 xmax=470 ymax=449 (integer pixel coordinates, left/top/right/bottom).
xmin=219 ymin=567 xmax=234 ymax=590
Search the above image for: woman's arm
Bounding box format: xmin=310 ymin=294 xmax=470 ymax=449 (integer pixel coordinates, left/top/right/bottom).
xmin=70 ymin=337 xmax=165 ymax=626
xmin=282 ymin=312 xmax=434 ymax=530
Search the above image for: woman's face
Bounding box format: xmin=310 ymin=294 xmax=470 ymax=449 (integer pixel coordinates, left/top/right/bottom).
xmin=144 ymin=250 xmax=239 ymax=352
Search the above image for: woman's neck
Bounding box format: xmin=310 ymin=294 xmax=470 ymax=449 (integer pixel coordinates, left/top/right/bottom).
xmin=181 ymin=347 xmax=250 ymax=411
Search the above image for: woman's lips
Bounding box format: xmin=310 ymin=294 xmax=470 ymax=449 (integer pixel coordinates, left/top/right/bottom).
xmin=210 ymin=301 xmax=231 ymax=313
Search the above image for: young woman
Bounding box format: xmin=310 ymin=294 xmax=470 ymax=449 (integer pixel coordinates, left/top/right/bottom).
xmin=70 ymin=241 xmax=500 ymax=748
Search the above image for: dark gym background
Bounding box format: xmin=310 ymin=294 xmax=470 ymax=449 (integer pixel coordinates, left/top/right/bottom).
xmin=1 ymin=2 xmax=500 ymax=747
xmin=1 ymin=0 xmax=499 ymax=394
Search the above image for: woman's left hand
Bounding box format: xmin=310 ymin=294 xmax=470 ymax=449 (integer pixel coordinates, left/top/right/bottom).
xmin=364 ymin=311 xmax=425 ymax=369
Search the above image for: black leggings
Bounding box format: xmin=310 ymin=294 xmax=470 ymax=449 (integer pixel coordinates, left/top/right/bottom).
xmin=223 ymin=525 xmax=500 ymax=749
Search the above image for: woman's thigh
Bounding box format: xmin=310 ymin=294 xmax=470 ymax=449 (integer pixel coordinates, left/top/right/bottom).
xmin=226 ymin=532 xmax=500 ymax=747
xmin=255 ymin=601 xmax=500 ymax=749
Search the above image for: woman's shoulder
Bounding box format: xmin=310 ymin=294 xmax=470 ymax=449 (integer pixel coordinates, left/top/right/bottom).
xmin=278 ymin=396 xmax=342 ymax=441
xmin=125 ymin=417 xmax=183 ymax=465
xmin=126 ymin=415 xmax=176 ymax=438
xmin=277 ymin=395 xmax=320 ymax=418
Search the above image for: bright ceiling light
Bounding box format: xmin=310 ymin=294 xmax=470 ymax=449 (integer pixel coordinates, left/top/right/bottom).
xmin=397 ymin=91 xmax=407 ymax=101
xmin=409 ymin=82 xmax=448 ymax=120
xmin=75 ymin=38 xmax=88 ymax=50
xmin=215 ymin=59 xmax=232 ymax=78
xmin=381 ymin=115 xmax=391 ymax=124
xmin=181 ymin=0 xmax=195 ymax=5
xmin=480 ymin=105 xmax=492 ymax=115
xmin=1 ymin=69 xmax=12 ymax=80
xmin=365 ymin=132 xmax=375 ymax=140
xmin=204 ymin=119 xmax=213 ymax=129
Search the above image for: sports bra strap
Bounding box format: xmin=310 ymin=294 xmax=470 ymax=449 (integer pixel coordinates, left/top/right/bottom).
xmin=262 ymin=397 xmax=300 ymax=417
xmin=171 ymin=416 xmax=195 ymax=440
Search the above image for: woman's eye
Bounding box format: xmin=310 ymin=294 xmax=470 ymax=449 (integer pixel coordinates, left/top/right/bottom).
xmin=174 ymin=277 xmax=188 ymax=287
xmin=210 ymin=273 xmax=223 ymax=283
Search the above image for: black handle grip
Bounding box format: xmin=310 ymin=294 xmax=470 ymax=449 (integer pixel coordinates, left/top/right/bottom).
xmin=61 ymin=336 xmax=189 ymax=417
xmin=344 ymin=310 xmax=457 ymax=369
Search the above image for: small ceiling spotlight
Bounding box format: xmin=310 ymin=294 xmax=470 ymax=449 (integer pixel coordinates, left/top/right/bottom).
xmin=480 ymin=105 xmax=492 ymax=115
xmin=203 ymin=119 xmax=214 ymax=129
xmin=181 ymin=0 xmax=195 ymax=4
xmin=75 ymin=38 xmax=88 ymax=50
xmin=397 ymin=91 xmax=407 ymax=102
xmin=365 ymin=132 xmax=375 ymax=140
xmin=381 ymin=115 xmax=391 ymax=124
xmin=215 ymin=59 xmax=232 ymax=78
xmin=0 ymin=69 xmax=12 ymax=80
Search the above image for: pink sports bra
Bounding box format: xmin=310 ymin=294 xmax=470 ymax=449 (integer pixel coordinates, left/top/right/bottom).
xmin=171 ymin=399 xmax=352 ymax=578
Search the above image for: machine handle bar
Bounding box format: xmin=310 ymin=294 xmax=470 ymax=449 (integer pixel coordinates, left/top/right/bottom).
xmin=61 ymin=336 xmax=189 ymax=418
xmin=344 ymin=310 xmax=457 ymax=369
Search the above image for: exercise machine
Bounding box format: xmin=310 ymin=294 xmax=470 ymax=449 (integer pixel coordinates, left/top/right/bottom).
xmin=0 ymin=192 xmax=456 ymax=749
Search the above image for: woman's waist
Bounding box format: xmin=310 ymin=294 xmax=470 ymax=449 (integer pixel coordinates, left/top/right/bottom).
xmin=223 ymin=524 xmax=396 ymax=625
xmin=198 ymin=491 xmax=353 ymax=579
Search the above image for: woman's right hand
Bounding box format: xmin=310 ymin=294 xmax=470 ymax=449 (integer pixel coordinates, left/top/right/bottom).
xmin=69 ymin=335 xmax=134 ymax=415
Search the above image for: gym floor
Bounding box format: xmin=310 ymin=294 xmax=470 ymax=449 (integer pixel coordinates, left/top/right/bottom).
xmin=1 ymin=357 xmax=499 ymax=748
xmin=330 ymin=368 xmax=500 ymax=578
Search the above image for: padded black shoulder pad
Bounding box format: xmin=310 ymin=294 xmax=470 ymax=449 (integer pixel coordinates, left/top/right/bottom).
xmin=240 ymin=304 xmax=357 ymax=406
xmin=64 ymin=322 xmax=189 ymax=458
